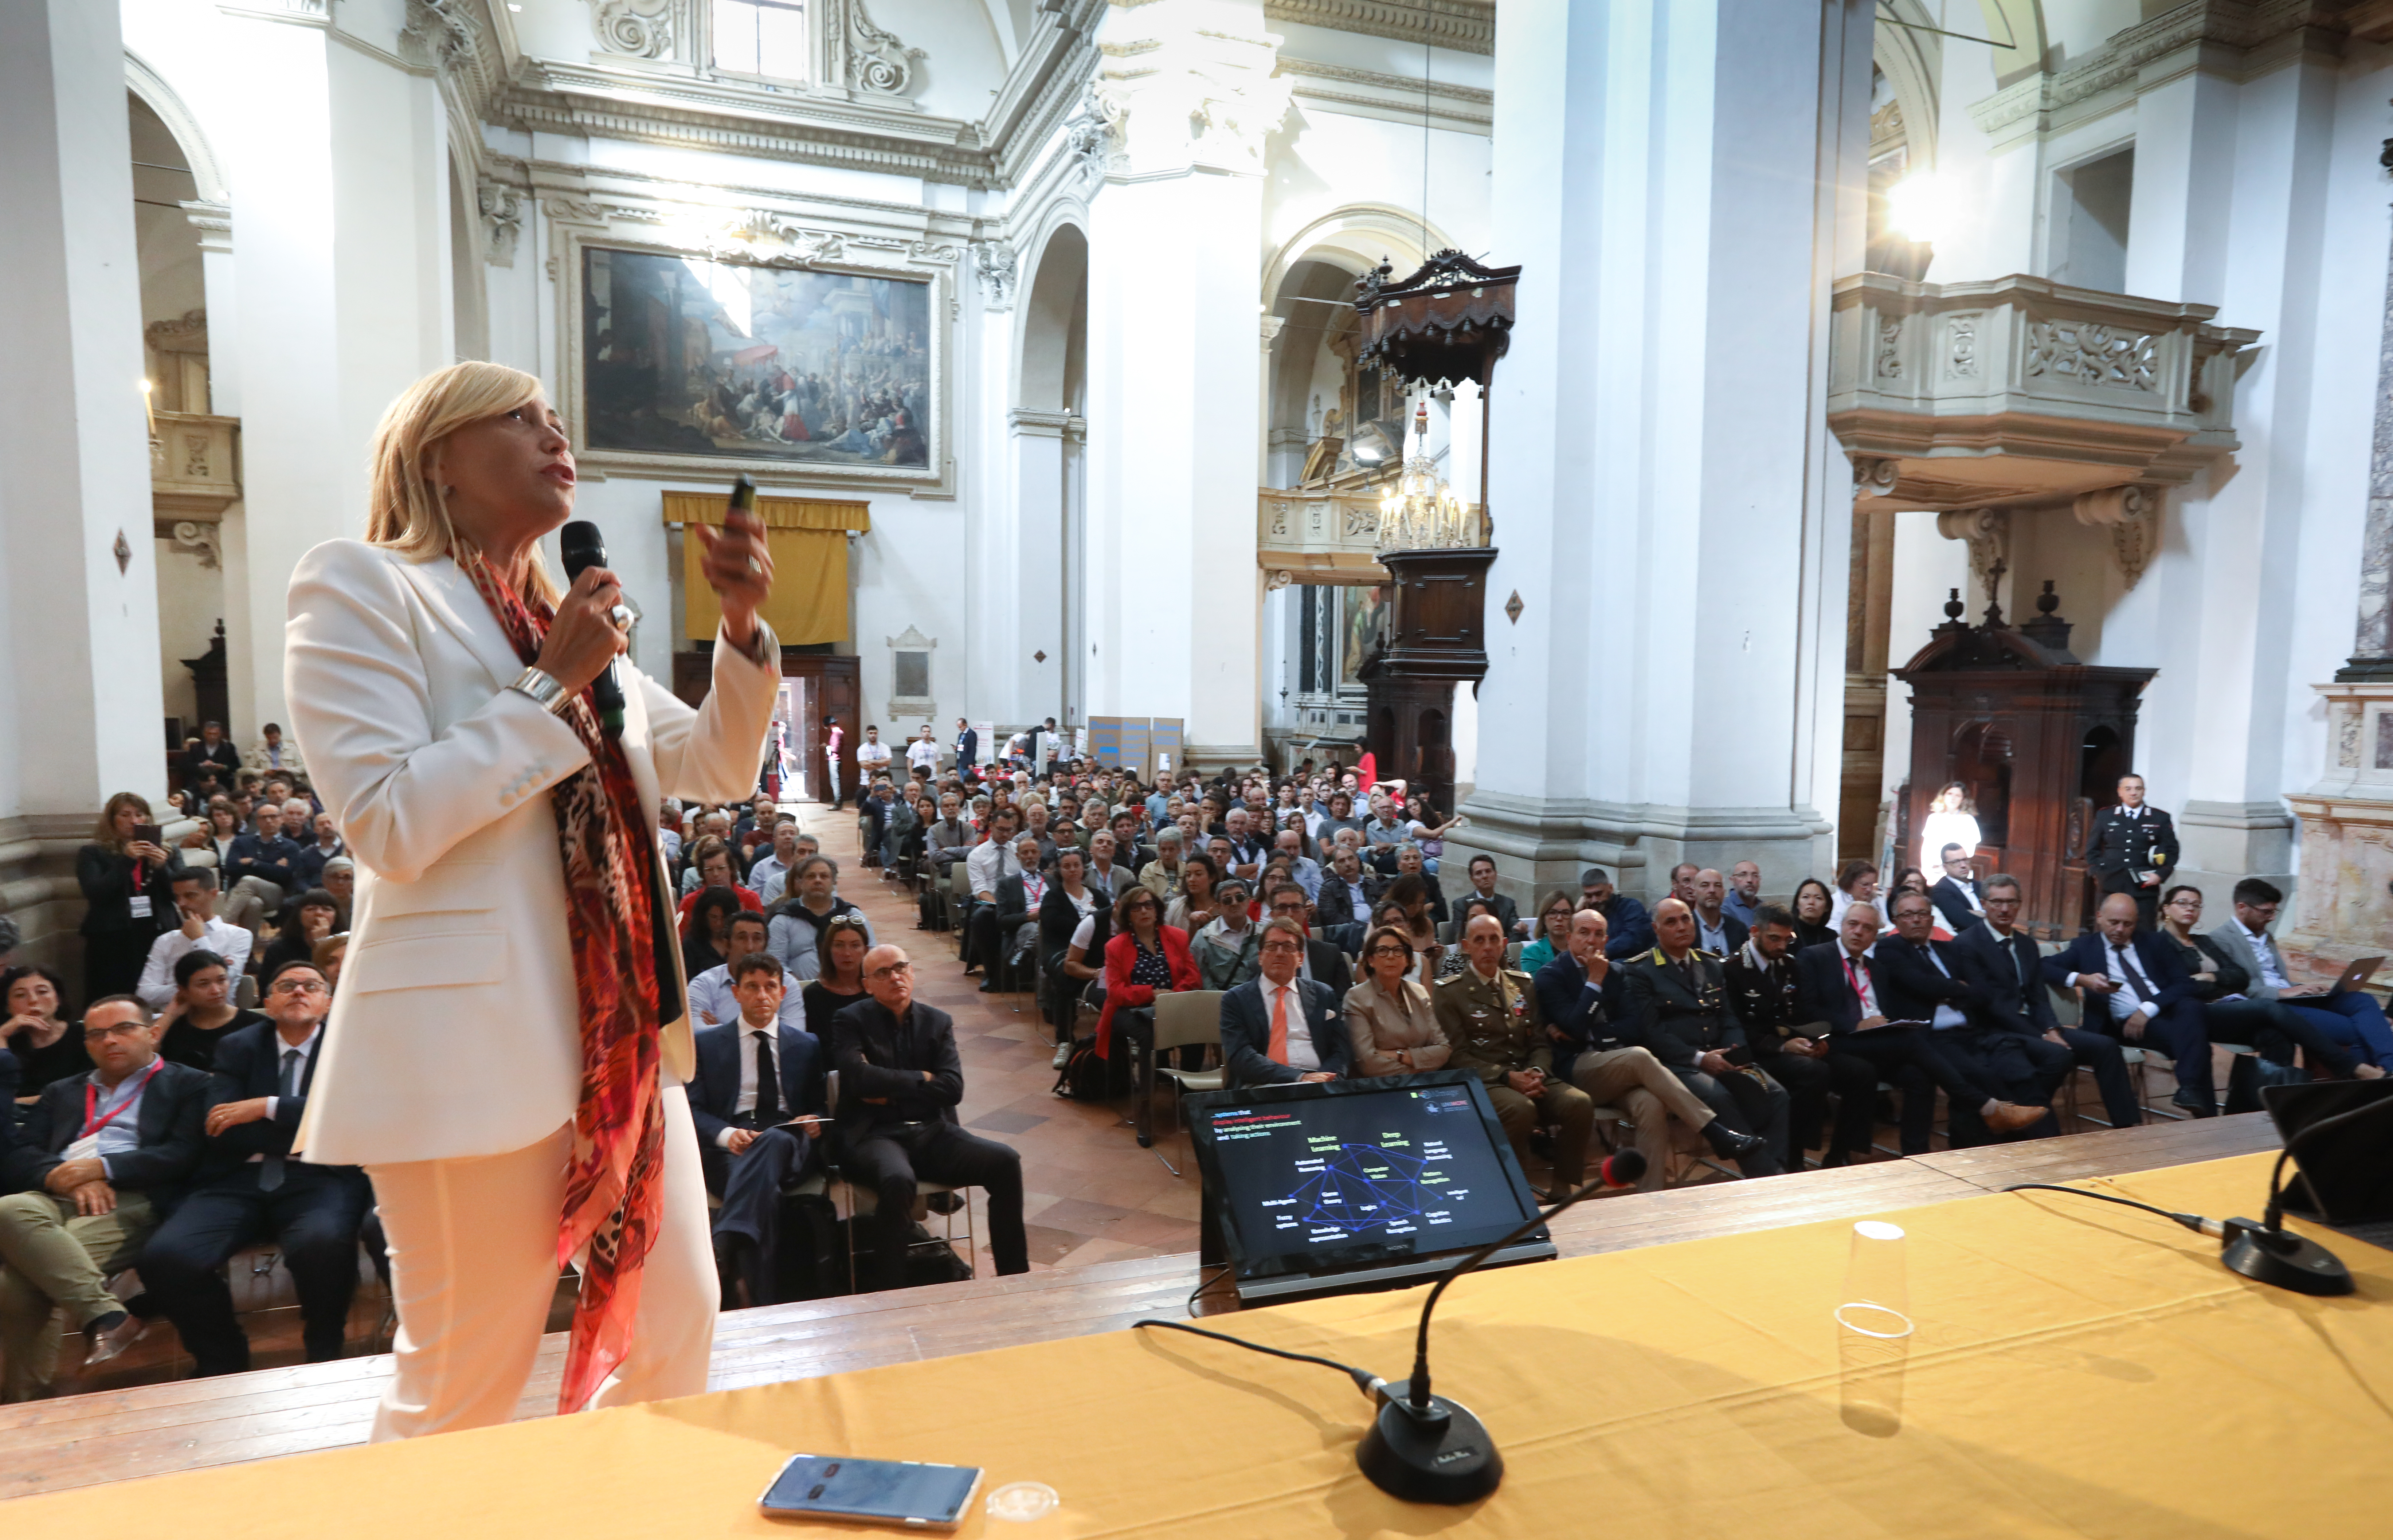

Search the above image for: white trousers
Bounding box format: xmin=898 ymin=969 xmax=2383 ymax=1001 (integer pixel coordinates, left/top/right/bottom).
xmin=365 ymin=1084 xmax=716 ymax=1440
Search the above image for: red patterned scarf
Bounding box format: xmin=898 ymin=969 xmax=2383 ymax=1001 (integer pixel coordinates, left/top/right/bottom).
xmin=462 ymin=552 xmax=665 ymax=1415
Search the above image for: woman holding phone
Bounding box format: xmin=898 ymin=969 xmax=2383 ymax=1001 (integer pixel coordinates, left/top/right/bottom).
xmin=76 ymin=792 xmax=183 ymax=1001
xmin=283 ymin=361 xmax=777 ymax=1438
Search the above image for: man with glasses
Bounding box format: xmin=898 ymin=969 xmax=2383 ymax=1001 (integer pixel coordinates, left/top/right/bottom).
xmin=1222 ymin=919 xmax=1350 ymax=1087
xmin=139 ymin=959 xmax=372 ymax=1377
xmin=1952 ymin=874 xmax=2143 ymax=1129
xmin=829 ymin=946 xmax=1027 ymax=1290
xmin=1265 ymin=883 xmax=1351 ymax=996
xmin=0 ymin=996 xmax=209 ymax=1399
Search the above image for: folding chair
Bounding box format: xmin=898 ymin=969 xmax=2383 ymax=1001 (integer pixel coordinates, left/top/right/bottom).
xmin=820 ymin=1071 xmax=976 ymax=1292
xmin=1147 ymin=990 xmax=1226 ymax=1176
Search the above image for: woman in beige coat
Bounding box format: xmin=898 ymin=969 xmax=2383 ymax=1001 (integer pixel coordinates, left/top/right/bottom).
xmin=1343 ymin=924 xmax=1451 ymax=1078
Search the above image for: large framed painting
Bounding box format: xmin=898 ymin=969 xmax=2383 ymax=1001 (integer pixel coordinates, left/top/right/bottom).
xmin=1340 ymin=584 xmax=1387 ymax=687
xmin=567 ymin=237 xmax=946 ymax=486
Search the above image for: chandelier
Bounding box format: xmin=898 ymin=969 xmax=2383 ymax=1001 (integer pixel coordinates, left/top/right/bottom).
xmin=1376 ymin=402 xmax=1476 ymax=556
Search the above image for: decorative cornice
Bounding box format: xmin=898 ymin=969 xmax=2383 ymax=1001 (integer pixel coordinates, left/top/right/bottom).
xmin=1274 ymin=55 xmax=1492 ymax=129
xmin=1264 ymin=0 xmax=1493 ymax=56
xmin=1969 ymin=0 xmax=2353 ymax=148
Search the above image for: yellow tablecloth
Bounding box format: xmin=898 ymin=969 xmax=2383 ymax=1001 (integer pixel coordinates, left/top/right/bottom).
xmin=16 ymin=1154 xmax=2384 ymax=1538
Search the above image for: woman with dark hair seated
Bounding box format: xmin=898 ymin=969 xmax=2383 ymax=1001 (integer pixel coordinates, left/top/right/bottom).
xmin=1344 ymin=925 xmax=1449 ymax=1079
xmin=1789 ymin=878 xmax=1837 ymax=951
xmin=1043 ymin=846 xmax=1111 ymax=1066
xmin=259 ymin=888 xmax=342 ymax=980
xmin=154 ymin=948 xmax=267 ymax=1072
xmin=683 ymin=886 xmax=748 ymax=980
xmin=1095 ymin=884 xmax=1201 ymax=1146
xmin=0 ymin=965 xmax=89 ymax=1102
xmin=799 ymin=916 xmax=872 ymax=1040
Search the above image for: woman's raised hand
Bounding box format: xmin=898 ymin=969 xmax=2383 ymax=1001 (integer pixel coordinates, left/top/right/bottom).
xmin=535 ymin=565 xmax=629 ymax=695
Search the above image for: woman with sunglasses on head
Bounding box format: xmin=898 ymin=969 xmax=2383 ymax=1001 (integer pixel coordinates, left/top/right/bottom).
xmin=282 ymin=362 xmax=778 ymax=1437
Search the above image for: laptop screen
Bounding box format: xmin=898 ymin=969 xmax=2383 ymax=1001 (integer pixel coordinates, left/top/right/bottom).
xmin=1187 ymin=1071 xmax=1546 ymax=1283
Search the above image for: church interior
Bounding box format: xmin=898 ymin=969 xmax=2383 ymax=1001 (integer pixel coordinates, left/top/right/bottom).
xmin=1 ymin=0 xmax=2390 ymax=1529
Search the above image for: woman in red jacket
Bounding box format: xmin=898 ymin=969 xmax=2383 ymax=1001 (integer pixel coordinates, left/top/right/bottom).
xmin=1095 ymin=884 xmax=1199 ymax=1146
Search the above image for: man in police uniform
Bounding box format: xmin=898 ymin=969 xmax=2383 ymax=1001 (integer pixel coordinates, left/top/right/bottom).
xmin=1623 ymin=898 xmax=1787 ymax=1176
xmin=2085 ymin=772 xmax=2178 ymax=932
xmin=1435 ymin=913 xmax=1593 ymax=1199
xmin=1723 ymin=903 xmax=1865 ymax=1169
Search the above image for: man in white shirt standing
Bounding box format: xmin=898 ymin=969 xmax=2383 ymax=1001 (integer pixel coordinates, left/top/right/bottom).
xmin=136 ymin=869 xmax=254 ymax=1008
xmin=855 ymin=725 xmax=893 ymax=793
xmin=906 ymin=725 xmax=941 ymax=777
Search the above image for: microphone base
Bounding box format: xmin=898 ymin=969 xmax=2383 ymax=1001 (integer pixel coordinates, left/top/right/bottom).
xmin=2221 ymin=1218 xmax=2353 ymax=1296
xmin=1356 ymin=1383 xmax=1501 ymax=1505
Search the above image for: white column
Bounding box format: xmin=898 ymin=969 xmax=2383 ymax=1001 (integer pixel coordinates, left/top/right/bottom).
xmin=0 ymin=0 xmax=168 ymax=816
xmin=1007 ymin=410 xmax=1070 ymax=721
xmin=1081 ymin=0 xmax=1284 ymax=768
xmin=1452 ymin=0 xmax=1872 ymax=906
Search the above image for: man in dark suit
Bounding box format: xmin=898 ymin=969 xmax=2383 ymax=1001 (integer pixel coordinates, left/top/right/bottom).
xmin=1538 ymin=908 xmax=1760 ymax=1188
xmin=1690 ymin=869 xmax=1750 ymax=958
xmin=139 ymin=959 xmax=372 ymax=1376
xmin=1877 ymin=891 xmax=2070 ymax=1144
xmin=180 ymin=720 xmax=242 ymax=792
xmin=0 ymin=996 xmax=209 ymax=1400
xmin=1312 ymin=847 xmax=1383 ymax=952
xmin=1264 ymin=885 xmax=1352 ymax=998
xmin=689 ymin=953 xmax=827 ymax=1305
xmin=2043 ymin=892 xmax=2216 ymax=1116
xmin=1928 ymin=844 xmax=1986 ymax=934
xmin=1221 ymin=920 xmax=1351 ymax=1087
xmin=1581 ymin=867 xmax=1654 ymax=960
xmin=952 ymin=719 xmax=979 ymax=785
xmin=2085 ymin=773 xmax=2178 ymax=932
xmin=1724 ymin=904 xmax=1865 ymax=1168
xmin=1621 ymin=900 xmax=1787 ymax=1176
xmin=1459 ymin=855 xmax=1525 ymax=937
xmin=1793 ymin=901 xmax=2049 ymax=1156
xmin=830 ymin=946 xmax=1026 ymax=1290
xmin=1950 ymin=874 xmax=2142 ymax=1129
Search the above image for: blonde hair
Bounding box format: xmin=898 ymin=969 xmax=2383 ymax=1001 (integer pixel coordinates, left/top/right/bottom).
xmin=365 ymin=361 xmax=561 ymax=603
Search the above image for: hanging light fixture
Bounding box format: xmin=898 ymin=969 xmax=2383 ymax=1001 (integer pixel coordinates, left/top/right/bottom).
xmin=1376 ymin=400 xmax=1470 ymax=555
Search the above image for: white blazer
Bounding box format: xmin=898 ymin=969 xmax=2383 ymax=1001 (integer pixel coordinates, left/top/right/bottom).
xmin=283 ymin=540 xmax=776 ymax=1166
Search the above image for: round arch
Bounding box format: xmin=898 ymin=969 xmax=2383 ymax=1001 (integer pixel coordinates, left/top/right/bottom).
xmin=1011 ymin=207 xmax=1089 ymax=414
xmin=1260 ymin=203 xmax=1456 ymax=313
xmin=125 ymin=50 xmax=230 ymax=207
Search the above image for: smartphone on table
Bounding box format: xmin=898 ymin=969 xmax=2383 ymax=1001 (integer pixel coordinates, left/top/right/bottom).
xmin=758 ymin=1454 xmax=983 ymax=1528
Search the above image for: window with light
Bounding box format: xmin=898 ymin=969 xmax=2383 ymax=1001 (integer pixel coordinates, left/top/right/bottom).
xmin=714 ymin=0 xmax=807 ymax=82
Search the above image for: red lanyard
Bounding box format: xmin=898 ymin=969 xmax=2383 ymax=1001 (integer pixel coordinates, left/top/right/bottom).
xmin=1841 ymin=955 xmax=1873 ymax=1008
xmin=82 ymin=1058 xmax=164 ymax=1139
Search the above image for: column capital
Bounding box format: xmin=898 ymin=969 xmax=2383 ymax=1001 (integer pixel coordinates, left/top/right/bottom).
xmin=1093 ymin=0 xmax=1287 ymax=180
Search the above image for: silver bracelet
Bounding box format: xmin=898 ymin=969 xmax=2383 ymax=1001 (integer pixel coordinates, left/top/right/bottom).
xmin=724 ymin=617 xmax=779 ymax=667
xmin=506 ymin=667 xmax=575 ymax=715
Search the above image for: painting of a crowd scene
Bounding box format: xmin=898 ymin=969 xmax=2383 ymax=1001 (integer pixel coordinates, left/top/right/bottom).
xmin=579 ymin=246 xmax=933 ymax=471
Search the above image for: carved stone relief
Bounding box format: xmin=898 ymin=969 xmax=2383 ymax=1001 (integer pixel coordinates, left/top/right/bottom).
xmin=1850 ymin=455 xmax=1900 ymax=503
xmin=592 ymin=0 xmax=675 ymax=60
xmin=1935 ymin=506 xmax=2009 ymax=607
xmin=976 ymin=240 xmax=1017 ymax=310
xmin=478 ymin=177 xmax=524 ymax=267
xmin=163 ymin=520 xmax=222 ymax=570
xmin=2024 ymin=319 xmax=2157 ymax=391
xmin=1875 ymin=317 xmax=1903 ymax=379
xmin=2073 ymin=483 xmax=2161 ymax=589
xmin=847 ymin=0 xmax=924 ymax=96
xmin=1947 ymin=312 xmax=1980 ymax=378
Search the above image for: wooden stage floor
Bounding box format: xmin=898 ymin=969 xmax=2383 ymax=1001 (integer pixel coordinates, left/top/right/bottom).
xmin=0 ymin=1113 xmax=2278 ymax=1502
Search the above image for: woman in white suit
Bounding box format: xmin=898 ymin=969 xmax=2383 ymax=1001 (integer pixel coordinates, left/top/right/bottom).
xmin=285 ymin=363 xmax=778 ymax=1439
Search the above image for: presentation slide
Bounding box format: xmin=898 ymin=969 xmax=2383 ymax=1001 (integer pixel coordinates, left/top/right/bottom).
xmin=1202 ymin=1084 xmax=1528 ymax=1263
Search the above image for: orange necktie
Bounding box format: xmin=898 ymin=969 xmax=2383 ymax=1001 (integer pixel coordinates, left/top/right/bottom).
xmin=1268 ymin=984 xmax=1290 ymax=1063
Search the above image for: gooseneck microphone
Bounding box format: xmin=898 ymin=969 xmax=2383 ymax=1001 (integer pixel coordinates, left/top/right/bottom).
xmin=557 ymin=521 xmax=625 ymax=739
xmin=1354 ymin=1147 xmax=1646 ymax=1504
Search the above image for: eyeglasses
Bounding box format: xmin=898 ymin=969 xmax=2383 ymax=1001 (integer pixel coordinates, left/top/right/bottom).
xmin=1260 ymin=941 xmax=1302 ymax=955
xmin=1367 ymin=945 xmax=1410 ymax=959
xmin=84 ymin=1022 xmax=149 ymax=1042
xmin=269 ymin=978 xmax=330 ymax=996
xmin=866 ymin=961 xmax=914 ymax=981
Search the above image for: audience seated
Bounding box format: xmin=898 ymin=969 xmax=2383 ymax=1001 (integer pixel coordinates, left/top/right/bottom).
xmin=683 ymin=887 xmax=751 ymax=980
xmin=1621 ymin=900 xmax=1787 ymax=1176
xmin=767 ymin=856 xmax=875 ymax=983
xmin=1264 ymin=883 xmax=1351 ymax=996
xmin=691 ymin=912 xmax=804 ymax=1031
xmin=1723 ymin=904 xmax=1852 ymax=1170
xmin=1041 ymin=848 xmax=1110 ymax=1062
xmin=1579 ymin=867 xmax=1651 ymax=959
xmin=2043 ymin=893 xmax=2220 ymax=1117
xmin=829 ymin=946 xmax=1026 ymax=1290
xmin=1723 ymin=862 xmax=1763 ymax=929
xmin=2151 ymin=884 xmax=2383 ymax=1086
xmin=2208 ymin=878 xmax=2393 ymax=1073
xmin=1518 ymin=890 xmax=1576 ymax=976
xmin=1094 ymin=886 xmax=1201 ymax=1145
xmin=1788 ymin=878 xmax=1836 ymax=949
xmin=1794 ymin=901 xmax=2048 ymax=1155
xmin=154 ymin=950 xmax=266 ymax=1073
xmin=689 ymin=950 xmax=827 ymax=1306
xmin=290 ymin=811 xmax=346 ymax=891
xmin=676 ymin=837 xmax=763 ymax=922
xmin=1163 ymin=853 xmax=1225 ymax=935
xmin=1828 ymin=859 xmax=1880 ymax=930
xmin=1689 ymin=870 xmax=1748 ymax=958
xmin=981 ymin=836 xmax=1051 ymax=994
xmin=1 ymin=966 xmax=91 ymax=1101
xmin=1191 ymin=879 xmax=1263 ymax=992
xmin=220 ymin=799 xmax=303 ymax=937
xmin=0 ymin=997 xmax=208 ymax=1401
xmin=1538 ymin=909 xmax=1759 ymax=1189
xmin=962 ymin=808 xmax=1025 ymax=976
xmin=1879 ymin=892 xmax=2070 ymax=1141
xmin=1085 ymin=832 xmax=1136 ymax=903
xmin=139 ymin=959 xmax=369 ymax=1378
xmin=1437 ymin=914 xmax=1592 ymax=1200
xmin=1928 ymin=845 xmax=1985 ymax=934
xmin=1312 ymin=848 xmax=1380 ymax=952
xmin=1343 ymin=925 xmax=1448 ymax=1077
xmin=1458 ymin=855 xmax=1526 ymax=938
xmin=258 ymin=888 xmax=340 ymax=981
xmin=1953 ymin=875 xmax=2145 ymax=1128
xmin=1221 ymin=918 xmax=1350 ymax=1089
xmin=747 ymin=819 xmax=806 ymax=905
xmin=136 ymin=869 xmax=253 ymax=1008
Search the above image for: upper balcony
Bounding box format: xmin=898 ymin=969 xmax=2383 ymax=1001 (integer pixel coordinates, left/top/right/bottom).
xmin=150 ymin=410 xmax=241 ymax=519
xmin=1828 ymin=271 xmax=2258 ymax=515
xmin=1256 ymin=486 xmax=1389 ymax=588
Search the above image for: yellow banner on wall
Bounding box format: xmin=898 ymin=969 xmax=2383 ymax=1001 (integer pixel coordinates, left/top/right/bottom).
xmin=664 ymin=491 xmax=870 ymax=646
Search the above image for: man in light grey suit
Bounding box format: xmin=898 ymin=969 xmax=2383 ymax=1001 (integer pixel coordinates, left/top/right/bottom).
xmin=2205 ymin=878 xmax=2393 ymax=1071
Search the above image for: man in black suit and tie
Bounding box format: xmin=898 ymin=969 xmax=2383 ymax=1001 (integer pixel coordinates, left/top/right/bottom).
xmin=1221 ymin=920 xmax=1351 ymax=1087
xmin=1950 ymin=874 xmax=2142 ymax=1129
xmin=1793 ymin=901 xmax=2049 ymax=1157
xmin=1621 ymin=900 xmax=1787 ymax=1176
xmin=831 ymin=946 xmax=1027 ymax=1290
xmin=690 ymin=952 xmax=827 ymax=1304
xmin=1264 ymin=885 xmax=1352 ymax=998
xmin=2043 ymin=892 xmax=2216 ymax=1116
xmin=1876 ymin=892 xmax=2070 ymax=1144
xmin=0 ymin=995 xmax=209 ymax=1399
xmin=139 ymin=959 xmax=372 ymax=1376
xmin=2085 ymin=773 xmax=2178 ymax=932
xmin=952 ymin=718 xmax=979 ymax=784
xmin=1928 ymin=844 xmax=1986 ymax=935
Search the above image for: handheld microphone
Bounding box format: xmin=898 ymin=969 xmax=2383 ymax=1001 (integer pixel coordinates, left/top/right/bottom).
xmin=557 ymin=520 xmax=624 ymax=739
xmin=1354 ymin=1148 xmax=1647 ymax=1505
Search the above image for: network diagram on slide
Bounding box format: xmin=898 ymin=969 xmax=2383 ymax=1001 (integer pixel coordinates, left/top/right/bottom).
xmin=1269 ymin=1136 xmax=1472 ymax=1240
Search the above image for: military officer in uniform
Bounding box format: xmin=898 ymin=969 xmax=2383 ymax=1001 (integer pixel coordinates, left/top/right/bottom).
xmin=1434 ymin=912 xmax=1594 ymax=1199
xmin=2085 ymin=773 xmax=2178 ymax=931
xmin=1623 ymin=898 xmax=1787 ymax=1177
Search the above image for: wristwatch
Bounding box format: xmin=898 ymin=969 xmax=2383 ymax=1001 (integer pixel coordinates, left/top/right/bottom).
xmin=723 ymin=616 xmax=779 ymax=667
xmin=506 ymin=667 xmax=575 ymax=715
